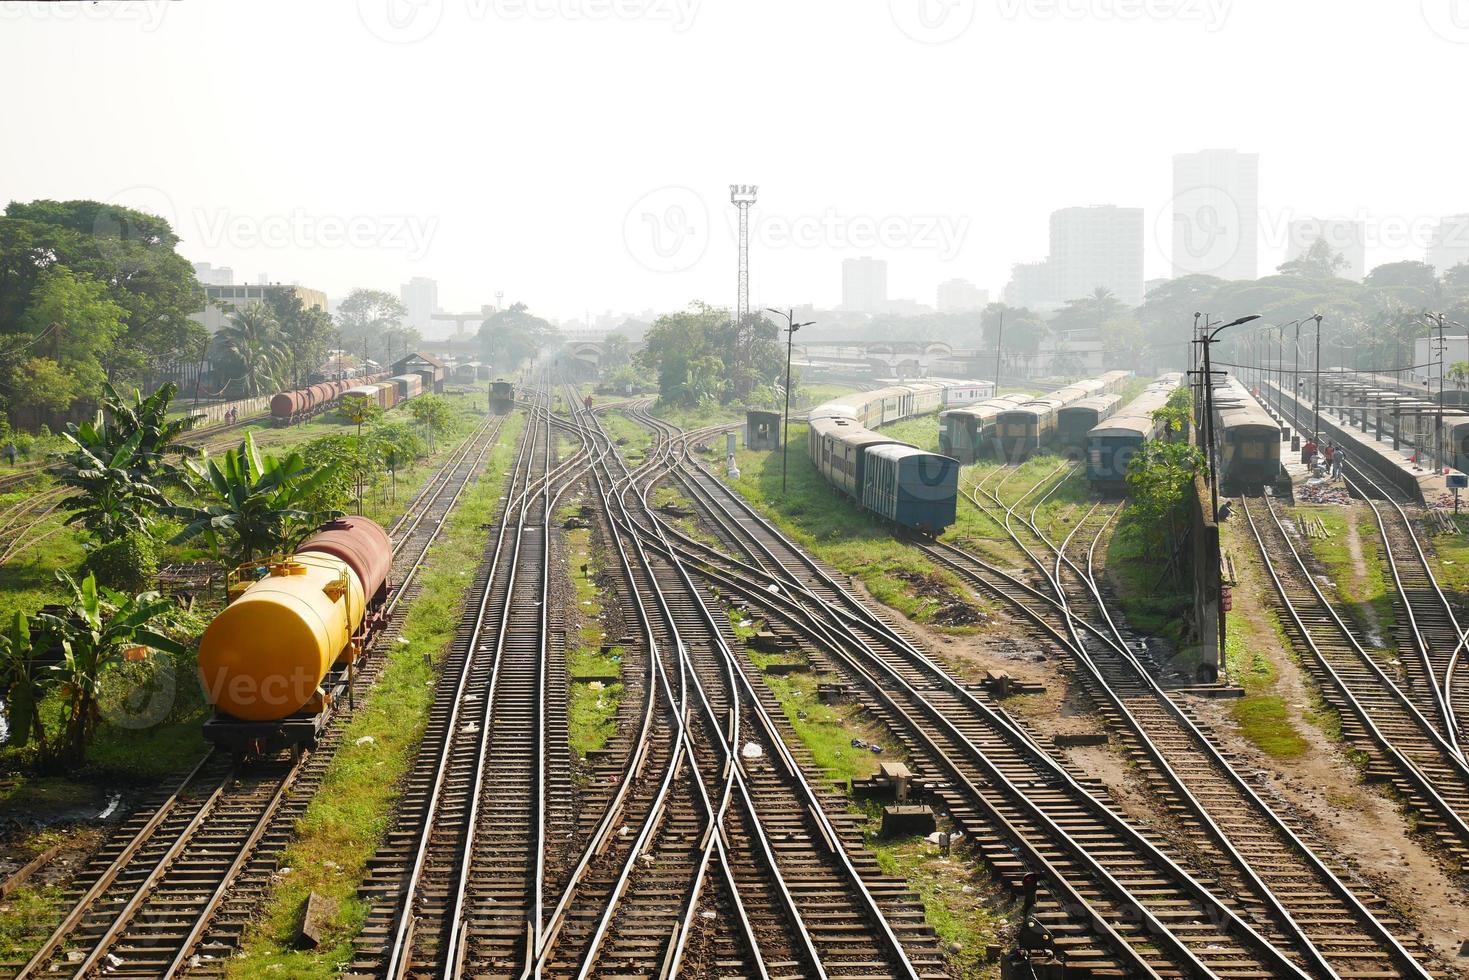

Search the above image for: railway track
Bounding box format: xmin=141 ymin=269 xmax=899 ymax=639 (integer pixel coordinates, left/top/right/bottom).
xmin=565 ymin=395 xmax=942 ymax=978
xmin=928 ymin=460 xmax=1435 ymax=978
xmin=5 ymin=411 xmax=508 ymax=980
xmin=618 ymin=404 xmax=1340 ymax=979
xmin=1273 ymin=384 xmax=1469 ymax=764
xmin=350 ymin=388 xmax=575 ymax=979
xmin=1239 ymin=490 xmax=1469 ymax=870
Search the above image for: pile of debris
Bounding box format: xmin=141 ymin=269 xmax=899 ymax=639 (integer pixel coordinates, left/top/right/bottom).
xmin=1297 ymin=480 xmax=1351 ymax=505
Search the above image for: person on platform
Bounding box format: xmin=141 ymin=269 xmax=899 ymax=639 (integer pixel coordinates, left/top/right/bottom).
xmin=1333 ymin=446 xmax=1346 ymax=479
xmin=1301 ymin=436 xmax=1317 ymax=466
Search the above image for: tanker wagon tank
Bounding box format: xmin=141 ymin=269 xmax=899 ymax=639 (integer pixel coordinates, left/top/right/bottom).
xmin=199 ymin=516 xmax=392 ymax=758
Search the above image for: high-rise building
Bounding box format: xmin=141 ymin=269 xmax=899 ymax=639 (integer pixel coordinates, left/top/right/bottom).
xmin=841 ymin=257 xmax=888 ymax=313
xmin=192 ymin=262 xmax=235 ymax=286
xmin=1049 ymin=205 xmax=1144 ymax=305
xmin=936 ymin=278 xmax=990 ymax=312
xmin=1427 ymin=215 xmax=1469 ymax=275
xmin=1286 ymin=219 xmax=1366 ymax=279
xmin=400 ymin=276 xmax=440 ymax=332
xmin=1002 ymin=260 xmax=1053 ymax=308
xmin=1172 ymin=148 xmax=1259 ymax=281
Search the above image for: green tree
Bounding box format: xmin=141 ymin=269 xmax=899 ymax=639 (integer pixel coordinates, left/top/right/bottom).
xmin=1278 ymin=238 xmax=1347 ymax=279
xmin=266 ymin=290 xmax=337 ymax=388
xmin=1151 ymin=385 xmax=1192 ymax=438
xmin=1448 ymin=360 xmax=1469 ymax=391
xmin=337 ymin=289 xmax=409 ymax=370
xmin=1125 ymin=440 xmax=1205 ymax=550
xmin=33 ymin=570 xmax=188 ymax=766
xmin=212 ymin=303 xmax=286 ymax=397
xmin=169 ymin=432 xmax=344 ymax=567
xmin=1049 ymin=287 xmax=1128 ymax=336
xmin=407 ymin=393 xmax=453 ymax=450
xmin=478 ymin=302 xmax=559 ymax=370
xmin=0 ymin=200 xmax=206 ymax=392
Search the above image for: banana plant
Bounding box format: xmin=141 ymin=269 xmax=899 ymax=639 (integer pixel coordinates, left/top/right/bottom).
xmin=168 ymin=431 xmax=344 ymax=567
xmin=0 ymin=612 xmax=50 ymax=753
xmin=33 ymin=570 xmax=188 ymax=765
xmin=57 ymin=429 xmax=170 ymax=543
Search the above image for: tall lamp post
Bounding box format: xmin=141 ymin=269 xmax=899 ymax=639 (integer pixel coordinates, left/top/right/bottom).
xmin=1197 ymin=314 xmax=1262 ymax=523
xmin=1308 ymin=314 xmax=1324 ymax=442
xmin=767 ymin=308 xmax=815 ymax=494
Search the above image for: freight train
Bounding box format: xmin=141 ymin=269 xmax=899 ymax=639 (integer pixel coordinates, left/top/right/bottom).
xmin=270 ymin=373 xmax=389 ymax=424
xmin=198 ymin=517 xmax=393 ymax=758
xmin=994 ymin=372 xmax=1131 ymax=458
xmin=805 ymin=379 xmax=993 ymax=534
xmin=1084 ymin=373 xmax=1184 ymax=488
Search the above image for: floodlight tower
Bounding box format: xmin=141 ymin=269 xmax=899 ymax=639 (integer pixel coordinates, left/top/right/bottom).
xmin=730 ymin=184 xmax=758 ymax=325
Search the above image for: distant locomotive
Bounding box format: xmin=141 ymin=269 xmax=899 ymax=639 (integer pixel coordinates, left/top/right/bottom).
xmin=1213 ymin=374 xmax=1283 ymax=490
xmin=490 ymin=378 xmax=515 ymax=414
xmin=199 ymin=517 xmax=392 ymax=757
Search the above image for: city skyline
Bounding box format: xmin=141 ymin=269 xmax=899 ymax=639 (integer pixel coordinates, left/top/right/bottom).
xmin=5 ymin=3 xmax=1467 ymax=320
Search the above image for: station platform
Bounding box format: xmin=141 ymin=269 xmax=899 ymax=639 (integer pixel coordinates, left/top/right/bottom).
xmin=1261 ymin=380 xmax=1460 ymax=504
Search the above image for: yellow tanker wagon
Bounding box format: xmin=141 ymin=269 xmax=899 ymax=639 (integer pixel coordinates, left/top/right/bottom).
xmin=199 ymin=517 xmax=392 ymax=758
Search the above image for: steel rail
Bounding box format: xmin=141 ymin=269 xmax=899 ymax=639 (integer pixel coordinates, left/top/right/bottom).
xmin=1240 ymin=493 xmax=1469 ymax=846
xmin=638 ymin=413 xmax=1313 ymax=979
xmin=382 ymin=395 xmax=556 ymax=979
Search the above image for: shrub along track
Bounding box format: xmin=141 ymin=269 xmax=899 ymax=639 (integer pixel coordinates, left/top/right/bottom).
xmin=614 ymin=402 xmax=1339 ymax=979
xmin=2 ymin=411 xmax=507 ymax=980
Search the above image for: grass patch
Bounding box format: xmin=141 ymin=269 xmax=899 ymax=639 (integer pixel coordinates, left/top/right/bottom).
xmin=563 ymin=520 xmax=623 ymax=760
xmin=226 ymin=410 xmax=526 ymax=978
xmin=1300 ymin=505 xmax=1393 ymax=644
xmin=873 ymin=839 xmax=1005 ymax=979
xmin=1228 ymin=695 xmax=1309 ymax=758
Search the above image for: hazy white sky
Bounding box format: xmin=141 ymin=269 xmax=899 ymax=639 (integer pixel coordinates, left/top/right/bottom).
xmin=2 ymin=0 xmax=1465 ymax=322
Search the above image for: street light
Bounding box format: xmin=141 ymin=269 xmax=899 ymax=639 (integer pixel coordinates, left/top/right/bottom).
xmin=767 ymin=308 xmax=816 ymax=494
xmin=1197 ymin=313 xmax=1261 ymax=524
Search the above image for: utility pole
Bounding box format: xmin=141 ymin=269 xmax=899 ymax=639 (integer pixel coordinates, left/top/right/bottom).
xmin=1312 ymin=314 xmax=1324 ymax=441
xmin=1428 ymin=312 xmax=1447 ymax=471
xmin=993 ymin=309 xmax=1005 ymax=398
xmin=767 ymin=308 xmax=814 ymax=495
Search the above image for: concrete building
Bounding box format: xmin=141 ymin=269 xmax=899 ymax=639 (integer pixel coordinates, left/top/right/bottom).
xmin=400 ymin=276 xmax=440 ymax=332
xmin=1172 ymin=148 xmax=1259 ymax=281
xmin=1286 ymin=219 xmax=1366 ymax=279
xmin=190 ymin=282 xmax=329 ymax=334
xmin=1049 ymin=205 xmax=1144 ymax=305
xmin=192 ymin=262 xmax=235 ymax=286
xmin=936 ymin=278 xmax=990 ymax=312
xmin=1003 ymin=260 xmax=1053 ymax=308
xmin=1414 ymin=335 xmax=1469 ymax=384
xmin=1427 ymin=215 xmax=1469 ymax=276
xmin=841 ymin=257 xmax=888 ymax=313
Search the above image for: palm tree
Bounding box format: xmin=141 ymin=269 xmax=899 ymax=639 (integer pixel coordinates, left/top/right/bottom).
xmin=169 ymin=431 xmax=344 ymax=568
xmin=215 ymin=303 xmax=287 ymax=397
xmin=1448 ymin=361 xmax=1469 ymax=391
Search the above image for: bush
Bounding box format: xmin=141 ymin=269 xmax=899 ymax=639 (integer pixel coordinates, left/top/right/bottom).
xmin=79 ymin=533 xmax=160 ymax=591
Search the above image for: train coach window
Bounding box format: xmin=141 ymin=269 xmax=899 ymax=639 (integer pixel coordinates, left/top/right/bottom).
xmin=1240 ymin=440 xmax=1264 ymax=458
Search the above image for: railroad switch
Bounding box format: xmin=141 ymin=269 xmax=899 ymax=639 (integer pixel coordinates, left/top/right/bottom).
xmin=879 ymin=804 xmax=936 ymax=837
